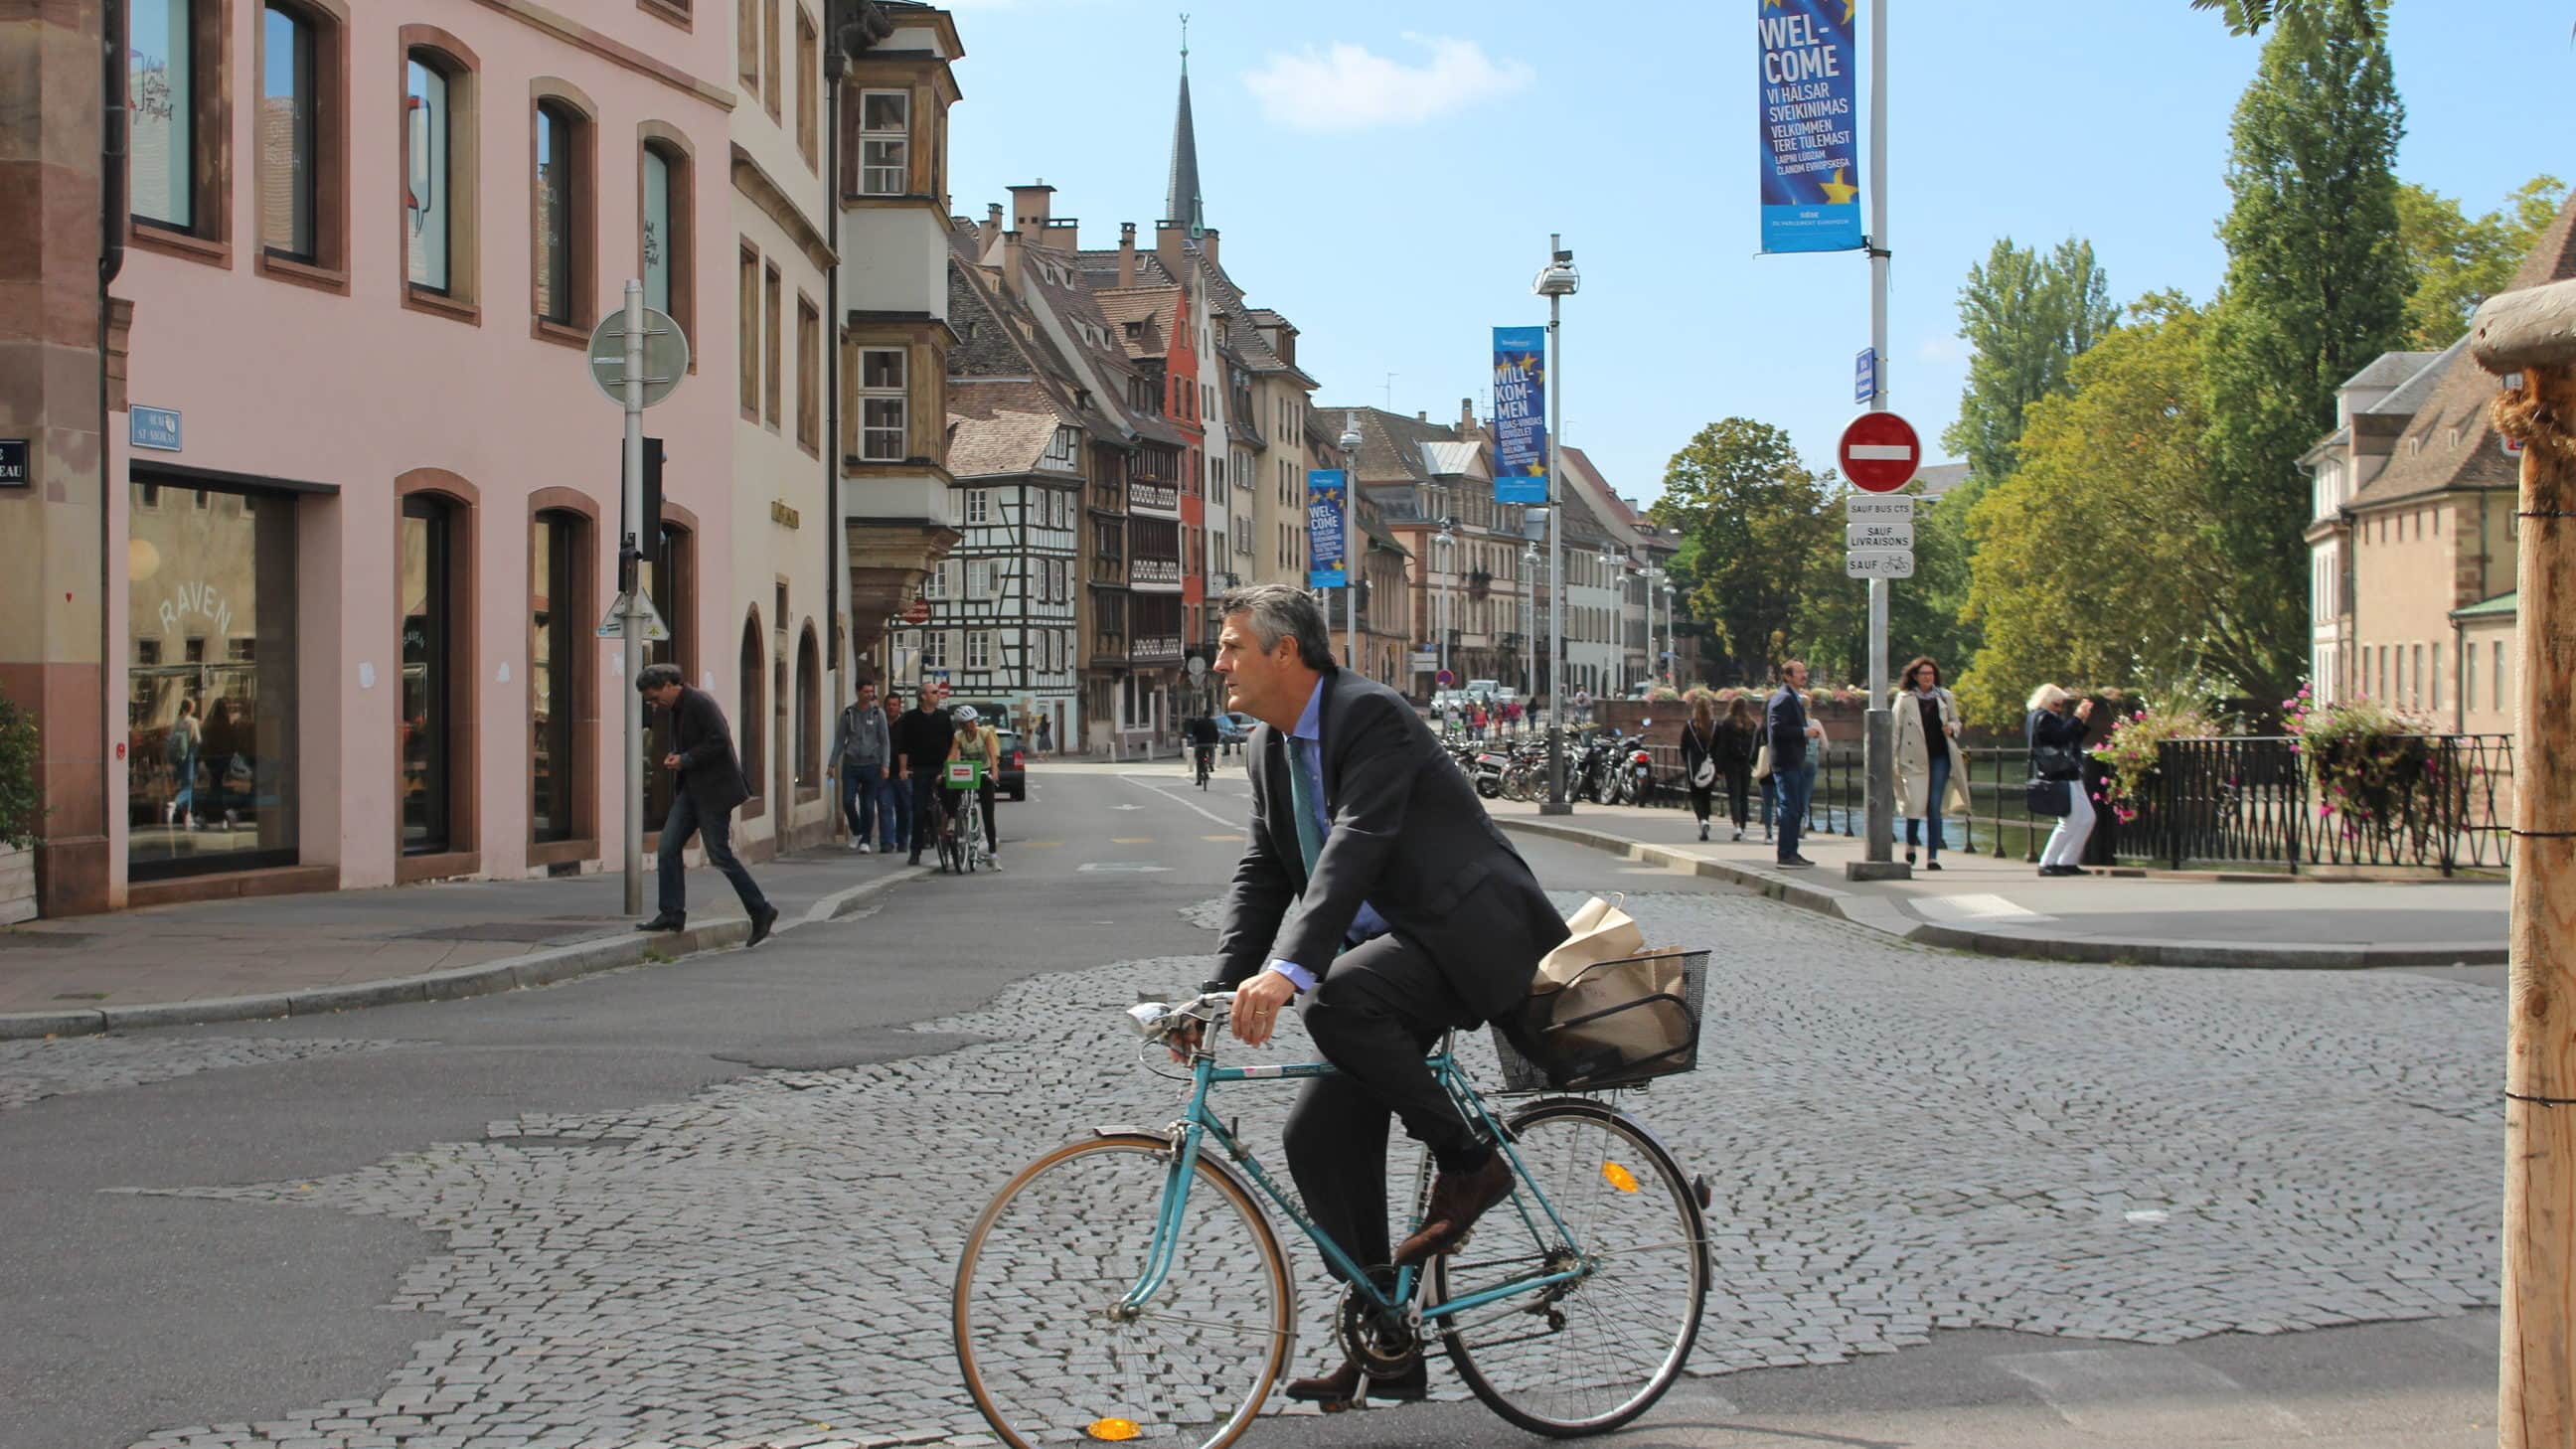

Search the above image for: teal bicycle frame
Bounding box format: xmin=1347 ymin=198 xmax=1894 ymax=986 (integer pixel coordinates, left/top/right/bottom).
xmin=1118 ymin=1040 xmax=1591 ymax=1326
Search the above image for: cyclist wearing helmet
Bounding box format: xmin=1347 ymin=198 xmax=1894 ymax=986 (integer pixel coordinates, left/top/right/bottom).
xmin=942 ymin=705 xmax=1004 ymax=870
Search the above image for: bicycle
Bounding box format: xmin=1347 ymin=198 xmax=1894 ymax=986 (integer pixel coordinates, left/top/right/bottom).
xmin=1194 ymin=744 xmax=1215 ymax=790
xmin=938 ymin=757 xmax=985 ymax=875
xmin=953 ymin=985 xmax=1711 ymax=1448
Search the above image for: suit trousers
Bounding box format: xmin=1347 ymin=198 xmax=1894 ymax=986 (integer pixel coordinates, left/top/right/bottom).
xmin=1283 ymin=932 xmax=1486 ymax=1287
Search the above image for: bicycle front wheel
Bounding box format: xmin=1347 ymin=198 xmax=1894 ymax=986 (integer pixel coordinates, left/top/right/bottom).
xmin=956 ymin=1134 xmax=1296 ymax=1449
xmin=1435 ymin=1099 xmax=1706 ymax=1437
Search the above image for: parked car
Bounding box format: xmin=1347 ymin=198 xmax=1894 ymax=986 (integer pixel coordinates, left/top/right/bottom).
xmin=993 ymin=728 xmax=1028 ymax=801
xmin=1214 ymin=712 xmax=1257 ymax=744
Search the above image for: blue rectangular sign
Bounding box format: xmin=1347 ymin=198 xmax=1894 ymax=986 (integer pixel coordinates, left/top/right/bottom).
xmin=1307 ymin=470 xmax=1348 ymax=588
xmin=130 ymin=406 xmax=184 ymax=452
xmin=1492 ymin=326 xmax=1547 ymax=505
xmin=1758 ymin=0 xmax=1863 ymax=254
xmin=1854 ymin=346 xmax=1877 ymax=403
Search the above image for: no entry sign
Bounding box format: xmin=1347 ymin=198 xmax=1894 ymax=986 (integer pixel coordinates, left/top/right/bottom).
xmin=1838 ymin=411 xmax=1921 ymax=494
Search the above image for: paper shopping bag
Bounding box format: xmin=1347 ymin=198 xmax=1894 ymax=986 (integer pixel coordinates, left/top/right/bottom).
xmin=1534 ymin=893 xmax=1646 ymax=990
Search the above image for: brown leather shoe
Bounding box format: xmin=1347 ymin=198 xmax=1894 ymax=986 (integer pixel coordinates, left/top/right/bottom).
xmin=1283 ymin=1356 xmax=1427 ymax=1410
xmin=1394 ymin=1152 xmax=1515 ymax=1266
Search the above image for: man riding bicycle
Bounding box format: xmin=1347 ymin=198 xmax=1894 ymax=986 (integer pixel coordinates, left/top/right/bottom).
xmin=1185 ymin=712 xmax=1221 ymax=786
xmin=940 ymin=705 xmax=1004 ymax=871
xmin=1200 ymin=583 xmax=1568 ymax=1409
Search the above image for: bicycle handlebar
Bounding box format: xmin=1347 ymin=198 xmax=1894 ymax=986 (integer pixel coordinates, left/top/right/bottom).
xmin=1125 ymin=989 xmax=1236 ymax=1046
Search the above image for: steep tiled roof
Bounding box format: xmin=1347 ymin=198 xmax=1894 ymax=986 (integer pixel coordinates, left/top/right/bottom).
xmin=1322 ymin=405 xmax=1472 ymax=487
xmin=1420 ymin=440 xmax=1483 ymax=478
xmin=2358 ymin=341 xmax=2461 ymax=419
xmin=2349 ymin=194 xmax=2576 ymax=509
xmin=947 ymin=379 xmax=1075 ymax=477
xmin=2343 ymin=350 xmax=2444 ymax=391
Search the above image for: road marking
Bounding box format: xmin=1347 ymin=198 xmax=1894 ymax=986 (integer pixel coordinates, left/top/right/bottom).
xmin=1995 ymin=1347 xmax=2309 ymax=1437
xmin=1913 ymin=892 xmax=2057 ymax=924
xmin=1017 ymin=841 xmax=1063 ymax=849
xmin=1111 ymin=837 xmax=1155 ymax=844
xmin=1204 ymin=833 xmax=1243 ymax=842
xmin=1120 ymin=774 xmax=1243 ymax=829
xmin=1079 ymin=862 xmax=1171 ymax=873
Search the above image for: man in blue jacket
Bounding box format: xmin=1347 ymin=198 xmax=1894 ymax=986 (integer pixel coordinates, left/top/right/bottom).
xmin=1766 ymin=660 xmax=1817 ymax=868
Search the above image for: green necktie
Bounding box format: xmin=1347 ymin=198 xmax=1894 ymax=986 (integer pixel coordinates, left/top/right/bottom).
xmin=1285 ymin=736 xmax=1325 ymax=877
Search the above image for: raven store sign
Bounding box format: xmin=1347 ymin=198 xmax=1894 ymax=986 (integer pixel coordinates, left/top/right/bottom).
xmin=0 ymin=439 xmax=27 ymax=489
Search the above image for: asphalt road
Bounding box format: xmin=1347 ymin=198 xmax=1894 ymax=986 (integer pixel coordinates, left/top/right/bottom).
xmin=0 ymin=759 xmax=2503 ymax=1449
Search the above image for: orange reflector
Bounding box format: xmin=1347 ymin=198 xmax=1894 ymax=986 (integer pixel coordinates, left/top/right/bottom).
xmin=1087 ymin=1417 xmax=1142 ymax=1441
xmin=1602 ymin=1161 xmax=1639 ymax=1194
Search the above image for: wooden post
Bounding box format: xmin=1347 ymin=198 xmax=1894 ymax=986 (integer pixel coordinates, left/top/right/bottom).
xmin=2470 ymin=280 xmax=2576 ymax=1449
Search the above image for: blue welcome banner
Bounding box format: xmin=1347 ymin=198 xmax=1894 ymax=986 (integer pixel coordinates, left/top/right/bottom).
xmin=1757 ymin=0 xmax=1862 ymax=253
xmin=1307 ymin=470 xmax=1348 ymax=588
xmin=1492 ymin=326 xmax=1547 ymax=504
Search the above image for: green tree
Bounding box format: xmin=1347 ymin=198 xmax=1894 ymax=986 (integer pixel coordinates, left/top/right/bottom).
xmin=1942 ymin=238 xmax=2119 ymax=491
xmin=1958 ymin=296 xmax=2256 ymax=723
xmin=1649 ymin=419 xmax=1836 ymax=686
xmin=2201 ymin=8 xmax=2407 ymax=702
xmin=2398 ymin=175 xmax=2567 ymax=348
xmin=2190 ymin=0 xmax=2383 ymax=37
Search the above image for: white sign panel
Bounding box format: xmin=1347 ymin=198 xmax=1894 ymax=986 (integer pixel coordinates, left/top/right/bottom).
xmin=1844 ymin=549 xmax=1915 ymax=579
xmin=1847 ymin=521 xmax=1914 ymax=549
xmin=1846 ymin=496 xmax=1913 ymax=519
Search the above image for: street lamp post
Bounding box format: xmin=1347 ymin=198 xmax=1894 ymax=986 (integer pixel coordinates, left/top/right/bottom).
xmin=1522 ymin=541 xmax=1537 ymax=705
xmin=1535 ymin=237 xmax=1578 ymax=814
xmin=1662 ymin=579 xmax=1677 ymax=687
xmin=1602 ymin=548 xmax=1623 ymax=698
xmin=1435 ymin=523 xmax=1454 ymax=688
xmin=1340 ymin=414 xmax=1363 ymax=671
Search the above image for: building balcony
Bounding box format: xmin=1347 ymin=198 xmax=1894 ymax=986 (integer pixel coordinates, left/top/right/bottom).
xmin=1133 ymin=558 xmax=1181 ymax=586
xmin=1131 ymin=481 xmax=1181 ymax=515
xmin=1132 ymin=635 xmax=1184 ymax=665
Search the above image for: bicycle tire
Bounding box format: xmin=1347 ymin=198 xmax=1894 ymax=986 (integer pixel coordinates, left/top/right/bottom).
xmin=955 ymin=1134 xmax=1296 ymax=1449
xmin=1435 ymin=1099 xmax=1706 ymax=1437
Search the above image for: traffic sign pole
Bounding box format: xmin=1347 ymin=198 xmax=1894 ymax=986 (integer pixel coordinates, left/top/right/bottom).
xmin=620 ymin=279 xmax=646 ymax=915
xmin=1862 ymin=0 xmax=1898 ymax=876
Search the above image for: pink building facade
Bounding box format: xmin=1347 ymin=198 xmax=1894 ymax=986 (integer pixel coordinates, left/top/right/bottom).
xmin=107 ymin=0 xmax=737 ymax=907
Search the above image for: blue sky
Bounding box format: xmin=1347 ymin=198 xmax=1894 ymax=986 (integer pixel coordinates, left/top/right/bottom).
xmin=945 ymin=0 xmax=2571 ymax=505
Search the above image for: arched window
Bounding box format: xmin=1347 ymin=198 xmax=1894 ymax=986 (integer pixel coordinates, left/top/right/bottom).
xmin=402 ymin=29 xmax=481 ymax=313
xmin=738 ymin=612 xmax=765 ymax=810
xmin=795 ymin=623 xmax=821 ymax=788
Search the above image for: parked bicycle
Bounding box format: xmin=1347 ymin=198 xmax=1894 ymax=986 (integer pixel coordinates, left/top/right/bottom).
xmin=953 ymin=981 xmax=1713 ymax=1448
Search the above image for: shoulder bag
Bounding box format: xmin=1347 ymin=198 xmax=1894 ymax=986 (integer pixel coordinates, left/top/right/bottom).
xmin=1688 ymin=724 xmax=1717 ymax=790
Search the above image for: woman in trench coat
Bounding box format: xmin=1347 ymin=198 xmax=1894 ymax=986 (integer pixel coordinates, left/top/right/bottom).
xmin=1893 ymin=656 xmax=1971 ymax=870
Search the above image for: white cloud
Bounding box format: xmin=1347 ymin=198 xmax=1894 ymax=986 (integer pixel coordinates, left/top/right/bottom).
xmin=1242 ymin=34 xmax=1533 ymax=133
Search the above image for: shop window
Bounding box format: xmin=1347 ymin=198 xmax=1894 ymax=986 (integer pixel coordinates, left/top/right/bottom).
xmin=126 ymin=479 xmax=300 ymax=880
xmin=738 ymin=613 xmax=766 ymax=809
xmin=796 ymin=625 xmax=821 ymax=788
xmin=640 ymin=521 xmax=694 ymax=826
xmin=530 ymin=509 xmax=586 ymax=843
xmin=399 ymin=495 xmax=464 ymax=856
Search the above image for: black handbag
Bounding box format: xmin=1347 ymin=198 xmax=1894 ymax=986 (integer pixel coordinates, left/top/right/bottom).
xmin=2030 ymin=742 xmax=2082 ymax=780
xmin=2025 ymin=778 xmax=2072 ymax=817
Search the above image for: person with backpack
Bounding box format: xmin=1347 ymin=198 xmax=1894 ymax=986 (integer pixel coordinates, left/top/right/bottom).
xmin=826 ymin=681 xmax=892 ymax=853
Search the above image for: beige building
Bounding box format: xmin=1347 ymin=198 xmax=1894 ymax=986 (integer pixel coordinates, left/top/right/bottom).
xmin=2301 ymin=194 xmax=2575 ymax=735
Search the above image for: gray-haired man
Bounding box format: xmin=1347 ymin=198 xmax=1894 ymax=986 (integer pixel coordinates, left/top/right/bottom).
xmin=635 ymin=663 xmax=779 ymax=946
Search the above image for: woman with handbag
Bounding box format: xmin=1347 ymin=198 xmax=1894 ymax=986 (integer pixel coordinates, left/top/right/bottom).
xmin=1713 ymin=696 xmax=1762 ymax=842
xmin=1894 ymin=657 xmax=1970 ymax=870
xmin=2025 ymin=683 xmax=2097 ymax=877
xmin=1679 ymin=694 xmax=1720 ymax=842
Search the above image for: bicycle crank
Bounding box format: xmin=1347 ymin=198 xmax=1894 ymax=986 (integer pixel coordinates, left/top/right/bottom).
xmin=1336 ymin=1281 xmax=1423 ymax=1378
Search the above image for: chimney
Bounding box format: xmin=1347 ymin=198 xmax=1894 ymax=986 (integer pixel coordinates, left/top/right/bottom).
xmin=1416 ymin=410 xmax=1428 ymax=423
xmin=1007 ymin=182 xmax=1055 ymax=240
xmin=1200 ymin=226 xmax=1219 ymax=271
xmin=980 ymin=203 xmax=1002 ymax=255
xmin=1116 ymin=223 xmax=1138 ymax=287
xmin=1040 ymin=218 xmax=1080 ymax=253
xmin=1154 ymin=219 xmax=1188 ymax=279
xmin=999 ymin=231 xmax=1025 ymax=297
xmin=1459 ymin=397 xmax=1476 ymax=434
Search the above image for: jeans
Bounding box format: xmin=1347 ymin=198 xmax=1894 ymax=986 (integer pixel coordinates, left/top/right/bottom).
xmin=1722 ymin=764 xmax=1751 ymax=829
xmin=839 ymin=762 xmax=882 ymax=843
xmin=1905 ymin=752 xmax=1952 ymax=859
xmin=657 ymin=791 xmax=769 ymax=918
xmin=908 ymin=771 xmax=943 ymax=859
xmin=1774 ymin=758 xmax=1815 ymax=862
xmin=1758 ymin=772 xmax=1778 ymax=836
xmin=876 ymin=773 xmax=910 ymax=850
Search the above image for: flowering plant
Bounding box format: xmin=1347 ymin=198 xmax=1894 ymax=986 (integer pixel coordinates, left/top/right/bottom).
xmin=2283 ymin=685 xmax=2437 ymax=830
xmin=2088 ymin=701 xmax=2212 ymax=824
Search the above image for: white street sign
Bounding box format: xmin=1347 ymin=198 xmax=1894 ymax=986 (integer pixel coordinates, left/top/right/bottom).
xmin=1845 ymin=549 xmax=1915 ymax=579
xmin=1848 ymin=522 xmax=1914 ymax=549
xmin=1846 ymin=496 xmax=1913 ymax=519
xmin=587 ymin=308 xmax=691 ymax=408
xmin=595 ymin=590 xmax=672 ymax=642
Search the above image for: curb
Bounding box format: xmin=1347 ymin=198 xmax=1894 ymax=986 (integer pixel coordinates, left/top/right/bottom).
xmin=0 ymin=868 xmax=921 ymax=1042
xmin=1496 ymin=817 xmax=2508 ymax=970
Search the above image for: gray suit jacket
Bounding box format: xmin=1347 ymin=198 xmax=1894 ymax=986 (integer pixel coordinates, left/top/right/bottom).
xmin=1215 ymin=670 xmax=1568 ymax=1022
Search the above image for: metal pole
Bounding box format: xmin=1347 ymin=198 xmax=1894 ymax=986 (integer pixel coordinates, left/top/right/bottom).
xmin=619 ymin=279 xmax=646 ymax=914
xmin=1858 ymin=0 xmax=1898 ymax=871
xmin=1342 ymin=425 xmax=1358 ymax=670
xmin=1542 ymin=242 xmax=1569 ymax=815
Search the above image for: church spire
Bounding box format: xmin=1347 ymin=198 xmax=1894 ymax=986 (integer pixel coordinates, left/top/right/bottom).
xmin=1164 ymin=13 xmax=1206 ymax=239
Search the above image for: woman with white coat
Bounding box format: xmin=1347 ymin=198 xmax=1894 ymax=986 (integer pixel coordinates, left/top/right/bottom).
xmin=2026 ymin=682 xmax=2098 ymax=877
xmin=1893 ymin=657 xmax=1970 ymax=870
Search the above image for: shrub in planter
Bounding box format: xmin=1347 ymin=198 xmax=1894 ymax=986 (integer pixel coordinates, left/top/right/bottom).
xmin=2089 ymin=701 xmax=2214 ymax=825
xmin=2283 ymin=687 xmax=2438 ymax=833
xmin=0 ymin=695 xmax=38 ymax=850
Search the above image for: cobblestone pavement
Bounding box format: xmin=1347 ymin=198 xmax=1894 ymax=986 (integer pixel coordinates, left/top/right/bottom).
xmin=46 ymin=890 xmax=2498 ymax=1449
xmin=0 ymin=1035 xmax=398 ymax=1113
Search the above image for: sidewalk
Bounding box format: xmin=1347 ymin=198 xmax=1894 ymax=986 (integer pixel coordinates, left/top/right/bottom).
xmin=1487 ymin=798 xmax=2508 ymax=969
xmin=0 ymin=848 xmax=921 ymax=1040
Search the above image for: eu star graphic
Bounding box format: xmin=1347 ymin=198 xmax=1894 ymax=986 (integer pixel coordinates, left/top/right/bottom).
xmin=1818 ymin=168 xmax=1858 ymax=205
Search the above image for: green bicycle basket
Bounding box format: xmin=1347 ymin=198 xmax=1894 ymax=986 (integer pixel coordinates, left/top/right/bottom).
xmin=943 ymin=758 xmax=984 ymax=790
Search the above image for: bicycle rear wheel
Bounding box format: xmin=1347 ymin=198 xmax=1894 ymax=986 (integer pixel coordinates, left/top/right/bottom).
xmin=956 ymin=1135 xmax=1295 ymax=1449
xmin=1434 ymin=1100 xmax=1705 ymax=1437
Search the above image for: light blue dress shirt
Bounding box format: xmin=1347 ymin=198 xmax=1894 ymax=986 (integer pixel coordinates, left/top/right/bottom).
xmin=1265 ymin=679 xmax=1391 ymax=995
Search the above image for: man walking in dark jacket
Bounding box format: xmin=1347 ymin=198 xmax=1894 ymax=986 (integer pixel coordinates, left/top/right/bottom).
xmin=895 ymin=683 xmax=954 ymax=867
xmin=635 ymin=663 xmax=779 ymax=944
xmin=1766 ymin=660 xmax=1817 ymax=869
